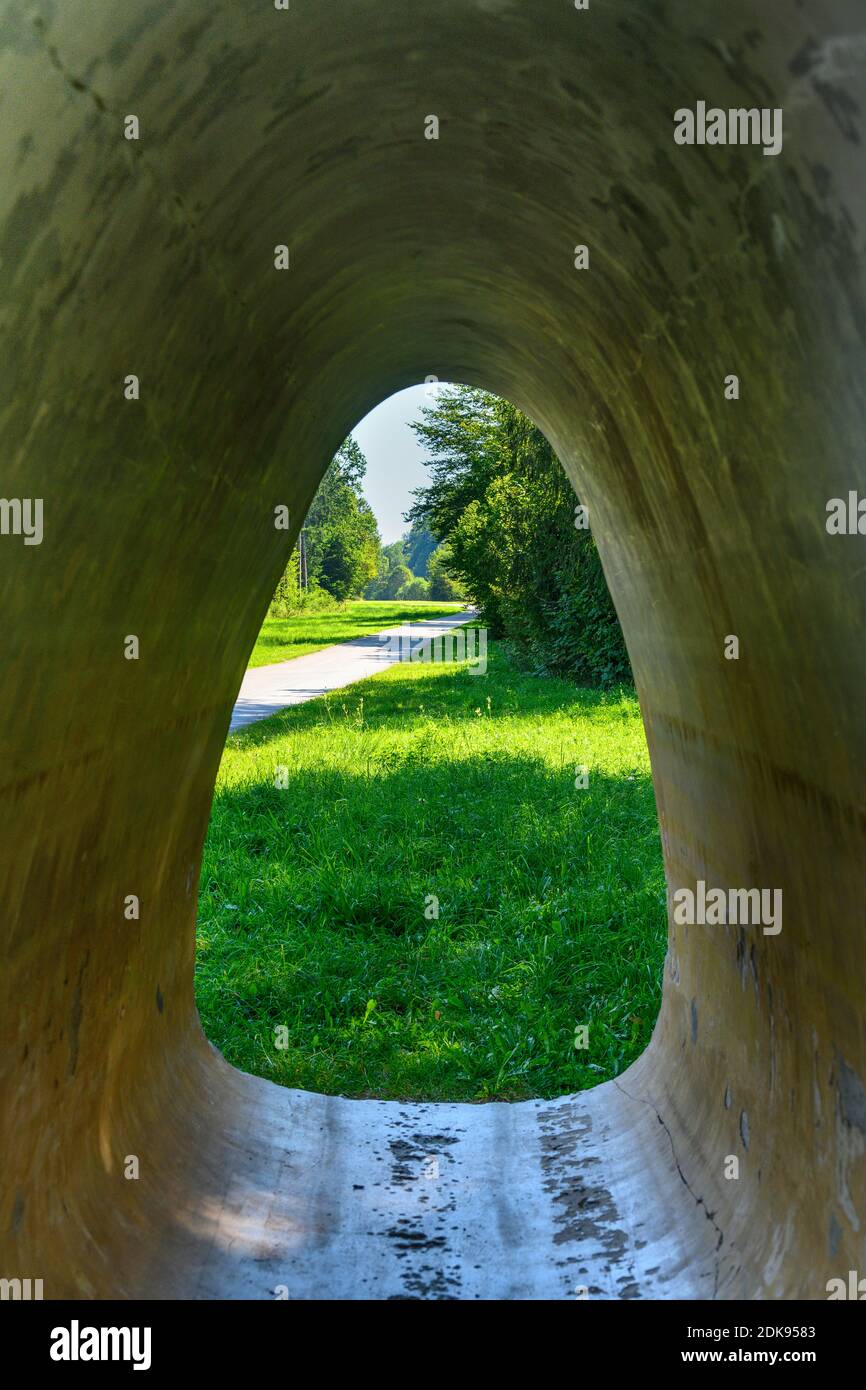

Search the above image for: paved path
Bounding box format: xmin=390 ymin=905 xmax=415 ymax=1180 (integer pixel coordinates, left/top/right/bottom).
xmin=230 ymin=611 xmax=476 ymax=731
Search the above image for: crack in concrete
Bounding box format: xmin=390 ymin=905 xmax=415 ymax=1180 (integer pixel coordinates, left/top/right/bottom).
xmin=613 ymin=1078 xmax=724 ymax=1299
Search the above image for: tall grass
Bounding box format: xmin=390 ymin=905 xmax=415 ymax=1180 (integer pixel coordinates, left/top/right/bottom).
xmin=196 ymin=637 xmax=667 ymax=1101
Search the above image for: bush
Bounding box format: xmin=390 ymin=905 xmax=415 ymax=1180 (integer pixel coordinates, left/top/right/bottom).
xmin=427 ymin=544 xmax=466 ymax=601
xmin=396 ymin=576 xmax=431 ymax=600
xmin=408 ymin=387 xmax=631 ymax=687
xmin=268 ymin=579 xmax=339 ymax=618
xmin=379 ymin=563 xmax=413 ymax=599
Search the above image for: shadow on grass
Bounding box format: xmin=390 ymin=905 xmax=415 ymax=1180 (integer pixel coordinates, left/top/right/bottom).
xmin=197 ymin=694 xmax=667 ymax=1102
xmin=230 ymin=654 xmax=638 ymax=752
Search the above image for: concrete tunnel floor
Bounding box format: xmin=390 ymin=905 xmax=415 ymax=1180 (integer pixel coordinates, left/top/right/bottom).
xmin=1 ymin=0 xmax=865 ymax=1300
xmin=115 ymin=1058 xmax=722 ymax=1301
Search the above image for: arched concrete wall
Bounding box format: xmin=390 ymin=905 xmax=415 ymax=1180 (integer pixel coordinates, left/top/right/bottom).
xmin=1 ymin=0 xmax=864 ymax=1299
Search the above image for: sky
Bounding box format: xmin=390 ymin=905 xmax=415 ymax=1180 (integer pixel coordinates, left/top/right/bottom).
xmin=352 ymin=383 xmax=442 ymax=545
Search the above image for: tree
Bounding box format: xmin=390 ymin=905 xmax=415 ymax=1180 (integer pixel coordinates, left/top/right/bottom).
xmin=403 ymin=520 xmax=438 ymax=578
xmin=427 ymin=543 xmax=465 ymax=601
xmin=315 ymin=495 xmax=380 ymax=601
xmin=396 ymin=576 xmax=430 ymax=600
xmin=406 ymin=387 xmax=500 ymax=541
xmin=381 ymin=563 xmax=413 ymax=599
xmin=382 ymin=539 xmax=408 ymax=570
xmin=271 ymin=435 xmax=381 ymax=611
xmin=407 ymin=387 xmax=630 ymax=686
xmin=365 ymin=540 xmax=407 ymax=598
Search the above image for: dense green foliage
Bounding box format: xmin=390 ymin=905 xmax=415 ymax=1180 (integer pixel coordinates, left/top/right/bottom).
xmin=396 ymin=576 xmax=430 ymax=600
xmin=197 ymin=634 xmax=665 ymax=1100
xmin=366 ymin=524 xmax=466 ymax=603
xmin=383 ymin=563 xmax=414 ymax=599
xmin=303 ymin=437 xmax=380 ymax=601
xmin=269 ymin=572 xmax=337 ymax=618
xmin=403 ymin=519 xmax=438 ymax=578
xmin=271 ymin=437 xmax=380 ymax=613
xmin=267 ymin=433 xmax=467 ymax=611
xmin=409 ymin=387 xmax=631 ymax=686
xmin=427 ymin=541 xmax=464 ymax=601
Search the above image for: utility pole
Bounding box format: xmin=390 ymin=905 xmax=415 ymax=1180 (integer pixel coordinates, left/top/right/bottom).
xmin=299 ymin=528 xmax=308 ymax=590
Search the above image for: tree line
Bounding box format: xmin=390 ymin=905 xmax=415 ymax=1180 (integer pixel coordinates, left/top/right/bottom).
xmin=408 ymin=386 xmax=630 ymax=685
xmin=269 ymin=438 xmax=464 ymax=612
xmin=270 ymin=386 xmax=631 ymax=687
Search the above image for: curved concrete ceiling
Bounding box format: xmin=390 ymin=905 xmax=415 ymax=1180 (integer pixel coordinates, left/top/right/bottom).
xmin=1 ymin=0 xmax=864 ymax=1299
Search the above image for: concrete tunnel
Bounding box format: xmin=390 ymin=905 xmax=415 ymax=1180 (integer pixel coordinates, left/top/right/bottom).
xmin=1 ymin=0 xmax=864 ymax=1301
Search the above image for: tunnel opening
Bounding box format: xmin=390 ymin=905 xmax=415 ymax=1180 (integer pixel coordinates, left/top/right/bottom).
xmin=3 ymin=0 xmax=864 ymax=1304
xmin=194 ymin=382 xmax=669 ymax=1103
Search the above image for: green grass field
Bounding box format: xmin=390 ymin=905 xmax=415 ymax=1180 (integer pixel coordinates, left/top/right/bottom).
xmin=248 ymin=599 xmax=466 ymax=667
xmin=196 ymin=629 xmax=667 ymax=1101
